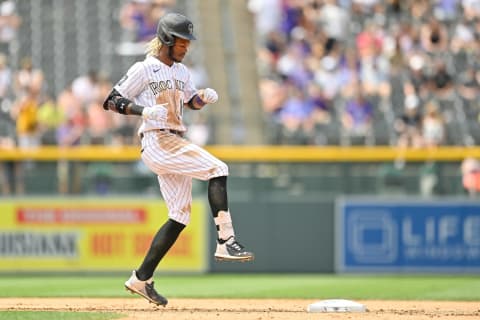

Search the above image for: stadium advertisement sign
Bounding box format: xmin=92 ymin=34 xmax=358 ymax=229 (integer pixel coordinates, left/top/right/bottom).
xmin=336 ymin=198 xmax=480 ymax=273
xmin=0 ymin=198 xmax=207 ymax=272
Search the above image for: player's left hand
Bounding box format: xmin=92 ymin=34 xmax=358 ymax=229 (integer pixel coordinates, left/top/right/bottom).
xmin=200 ymin=88 xmax=218 ymax=104
xmin=142 ymin=103 xmax=168 ymax=121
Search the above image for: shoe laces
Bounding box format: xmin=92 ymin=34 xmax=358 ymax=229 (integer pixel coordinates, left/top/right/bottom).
xmin=145 ymin=281 xmax=159 ymax=293
xmin=226 ymin=237 xmax=244 ymax=251
xmin=146 ymin=282 xmax=160 ymax=296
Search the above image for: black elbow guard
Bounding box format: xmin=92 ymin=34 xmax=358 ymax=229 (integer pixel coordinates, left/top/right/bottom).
xmin=103 ymin=89 xmax=131 ymax=115
xmin=103 ymin=89 xmax=119 ymax=110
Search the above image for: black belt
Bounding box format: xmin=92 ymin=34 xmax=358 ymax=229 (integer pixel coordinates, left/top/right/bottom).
xmin=140 ymin=129 xmax=183 ymax=139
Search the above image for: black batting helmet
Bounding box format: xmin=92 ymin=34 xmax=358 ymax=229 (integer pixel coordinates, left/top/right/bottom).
xmin=157 ymin=13 xmax=196 ymax=46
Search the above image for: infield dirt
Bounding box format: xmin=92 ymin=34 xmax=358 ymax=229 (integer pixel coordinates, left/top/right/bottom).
xmin=1 ymin=298 xmax=479 ymax=319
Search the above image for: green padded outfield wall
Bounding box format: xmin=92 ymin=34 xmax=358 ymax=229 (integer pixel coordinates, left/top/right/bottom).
xmin=207 ymin=198 xmax=335 ymax=273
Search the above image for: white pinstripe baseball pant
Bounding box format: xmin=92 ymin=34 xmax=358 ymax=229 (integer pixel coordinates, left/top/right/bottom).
xmin=141 ymin=130 xmax=228 ymax=225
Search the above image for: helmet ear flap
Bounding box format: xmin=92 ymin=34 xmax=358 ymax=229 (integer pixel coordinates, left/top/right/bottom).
xmin=157 ymin=24 xmax=175 ymax=46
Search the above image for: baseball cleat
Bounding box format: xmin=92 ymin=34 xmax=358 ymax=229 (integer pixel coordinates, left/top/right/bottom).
xmin=214 ymin=236 xmax=254 ymax=262
xmin=124 ymin=270 xmax=168 ymax=307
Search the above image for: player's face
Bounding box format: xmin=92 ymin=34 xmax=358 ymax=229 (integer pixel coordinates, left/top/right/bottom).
xmin=171 ymin=38 xmax=190 ymax=62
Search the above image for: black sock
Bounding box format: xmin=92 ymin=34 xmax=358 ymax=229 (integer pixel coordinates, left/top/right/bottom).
xmin=136 ymin=219 xmax=185 ymax=281
xmin=208 ymin=176 xmax=228 ymax=218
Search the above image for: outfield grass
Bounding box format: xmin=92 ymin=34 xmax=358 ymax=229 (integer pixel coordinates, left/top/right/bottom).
xmin=0 ymin=311 xmax=123 ymax=320
xmin=0 ymin=274 xmax=479 ymax=301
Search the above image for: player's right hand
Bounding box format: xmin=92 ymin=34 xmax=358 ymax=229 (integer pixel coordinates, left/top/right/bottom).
xmin=199 ymin=88 xmax=218 ymax=104
xmin=142 ymin=103 xmax=168 ymax=121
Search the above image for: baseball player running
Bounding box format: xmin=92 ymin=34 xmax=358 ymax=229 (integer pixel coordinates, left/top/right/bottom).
xmin=102 ymin=13 xmax=254 ymax=307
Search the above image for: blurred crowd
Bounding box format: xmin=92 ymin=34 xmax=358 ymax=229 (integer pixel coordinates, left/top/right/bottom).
xmin=2 ymin=0 xmax=480 ymax=152
xmin=0 ymin=0 xmax=178 ymax=195
xmin=0 ymin=57 xmax=140 ymax=149
xmin=0 ymin=0 xmax=181 ymax=152
xmin=250 ymin=0 xmax=480 ymax=146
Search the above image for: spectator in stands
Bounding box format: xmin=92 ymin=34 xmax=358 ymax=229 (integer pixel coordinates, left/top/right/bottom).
xmin=56 ymin=84 xmax=86 ymax=146
xmin=340 ymin=82 xmax=374 ymax=145
xmin=355 ymin=20 xmax=392 ymax=99
xmin=314 ymin=53 xmax=344 ymax=103
xmin=404 ymin=51 xmax=431 ymax=100
xmin=249 ymin=0 xmax=480 ymax=146
xmin=0 ymin=0 xmax=21 ymax=54
xmin=86 ymin=74 xmax=124 ymax=145
xmin=422 ymin=100 xmax=445 ymax=148
xmin=0 ymin=53 xmax=10 ymax=103
xmin=359 ymin=42 xmax=391 ymax=98
xmin=85 ymin=96 xmax=113 ymax=145
xmin=56 ymin=106 xmax=86 ymax=146
xmin=385 ymin=0 xmax=404 ymax=23
xmin=394 ymin=21 xmax=418 ymax=56
xmin=351 ymin=0 xmax=381 ymax=15
xmin=434 ymin=0 xmax=459 ymax=23
xmin=258 ymin=31 xmax=287 ymax=78
xmin=56 ymin=84 xmax=87 ymax=194
xmin=450 ymin=17 xmax=476 ymax=56
xmin=307 ymin=82 xmax=331 ymax=126
xmin=259 ymin=76 xmax=288 ymax=116
xmin=317 ymin=0 xmax=351 ymax=45
xmin=461 ymin=157 xmax=480 ymax=197
xmin=336 ymin=48 xmax=361 ymax=95
xmin=85 ymin=87 xmax=116 ymax=193
xmin=119 ymin=0 xmax=172 ymax=43
xmin=11 ymin=89 xmax=39 ymax=149
xmin=37 ymin=94 xmax=65 ymax=145
xmin=409 ymin=0 xmax=431 ymax=25
xmin=119 ymin=0 xmax=153 ymax=41
xmin=276 ymin=26 xmax=312 ymax=90
xmin=394 ymin=93 xmax=423 ymax=148
xmin=462 ymin=0 xmax=480 ymax=22
xmin=356 ymin=20 xmax=384 ymax=62
xmin=13 ymin=57 xmax=44 ymax=98
xmin=10 ymin=88 xmax=40 ymax=194
xmin=306 ymin=82 xmax=332 ymax=145
xmin=420 ymin=16 xmax=449 ymax=55
xmin=71 ymin=70 xmax=101 ymax=107
xmin=429 ymin=59 xmax=454 ymax=99
xmin=457 ymin=65 xmax=480 ymax=110
xmin=277 ymin=83 xmax=313 ymax=144
xmin=281 ymin=0 xmax=306 ymax=40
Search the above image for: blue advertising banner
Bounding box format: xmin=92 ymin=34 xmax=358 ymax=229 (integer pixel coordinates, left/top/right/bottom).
xmin=336 ymin=198 xmax=480 ymax=273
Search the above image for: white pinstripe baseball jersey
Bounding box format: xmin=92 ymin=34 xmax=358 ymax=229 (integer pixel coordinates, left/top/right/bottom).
xmin=114 ymin=55 xmax=228 ymax=225
xmin=114 ymin=55 xmax=197 ymax=134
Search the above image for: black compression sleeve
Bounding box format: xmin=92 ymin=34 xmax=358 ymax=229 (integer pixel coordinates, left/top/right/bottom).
xmin=129 ymin=103 xmax=144 ymax=115
xmin=208 ymin=176 xmax=229 ymax=218
xmin=136 ymin=219 xmax=185 ymax=280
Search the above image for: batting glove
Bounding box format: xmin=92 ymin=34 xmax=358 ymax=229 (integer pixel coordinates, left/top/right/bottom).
xmin=200 ymin=88 xmax=218 ymax=104
xmin=142 ymin=103 xmax=168 ymax=121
